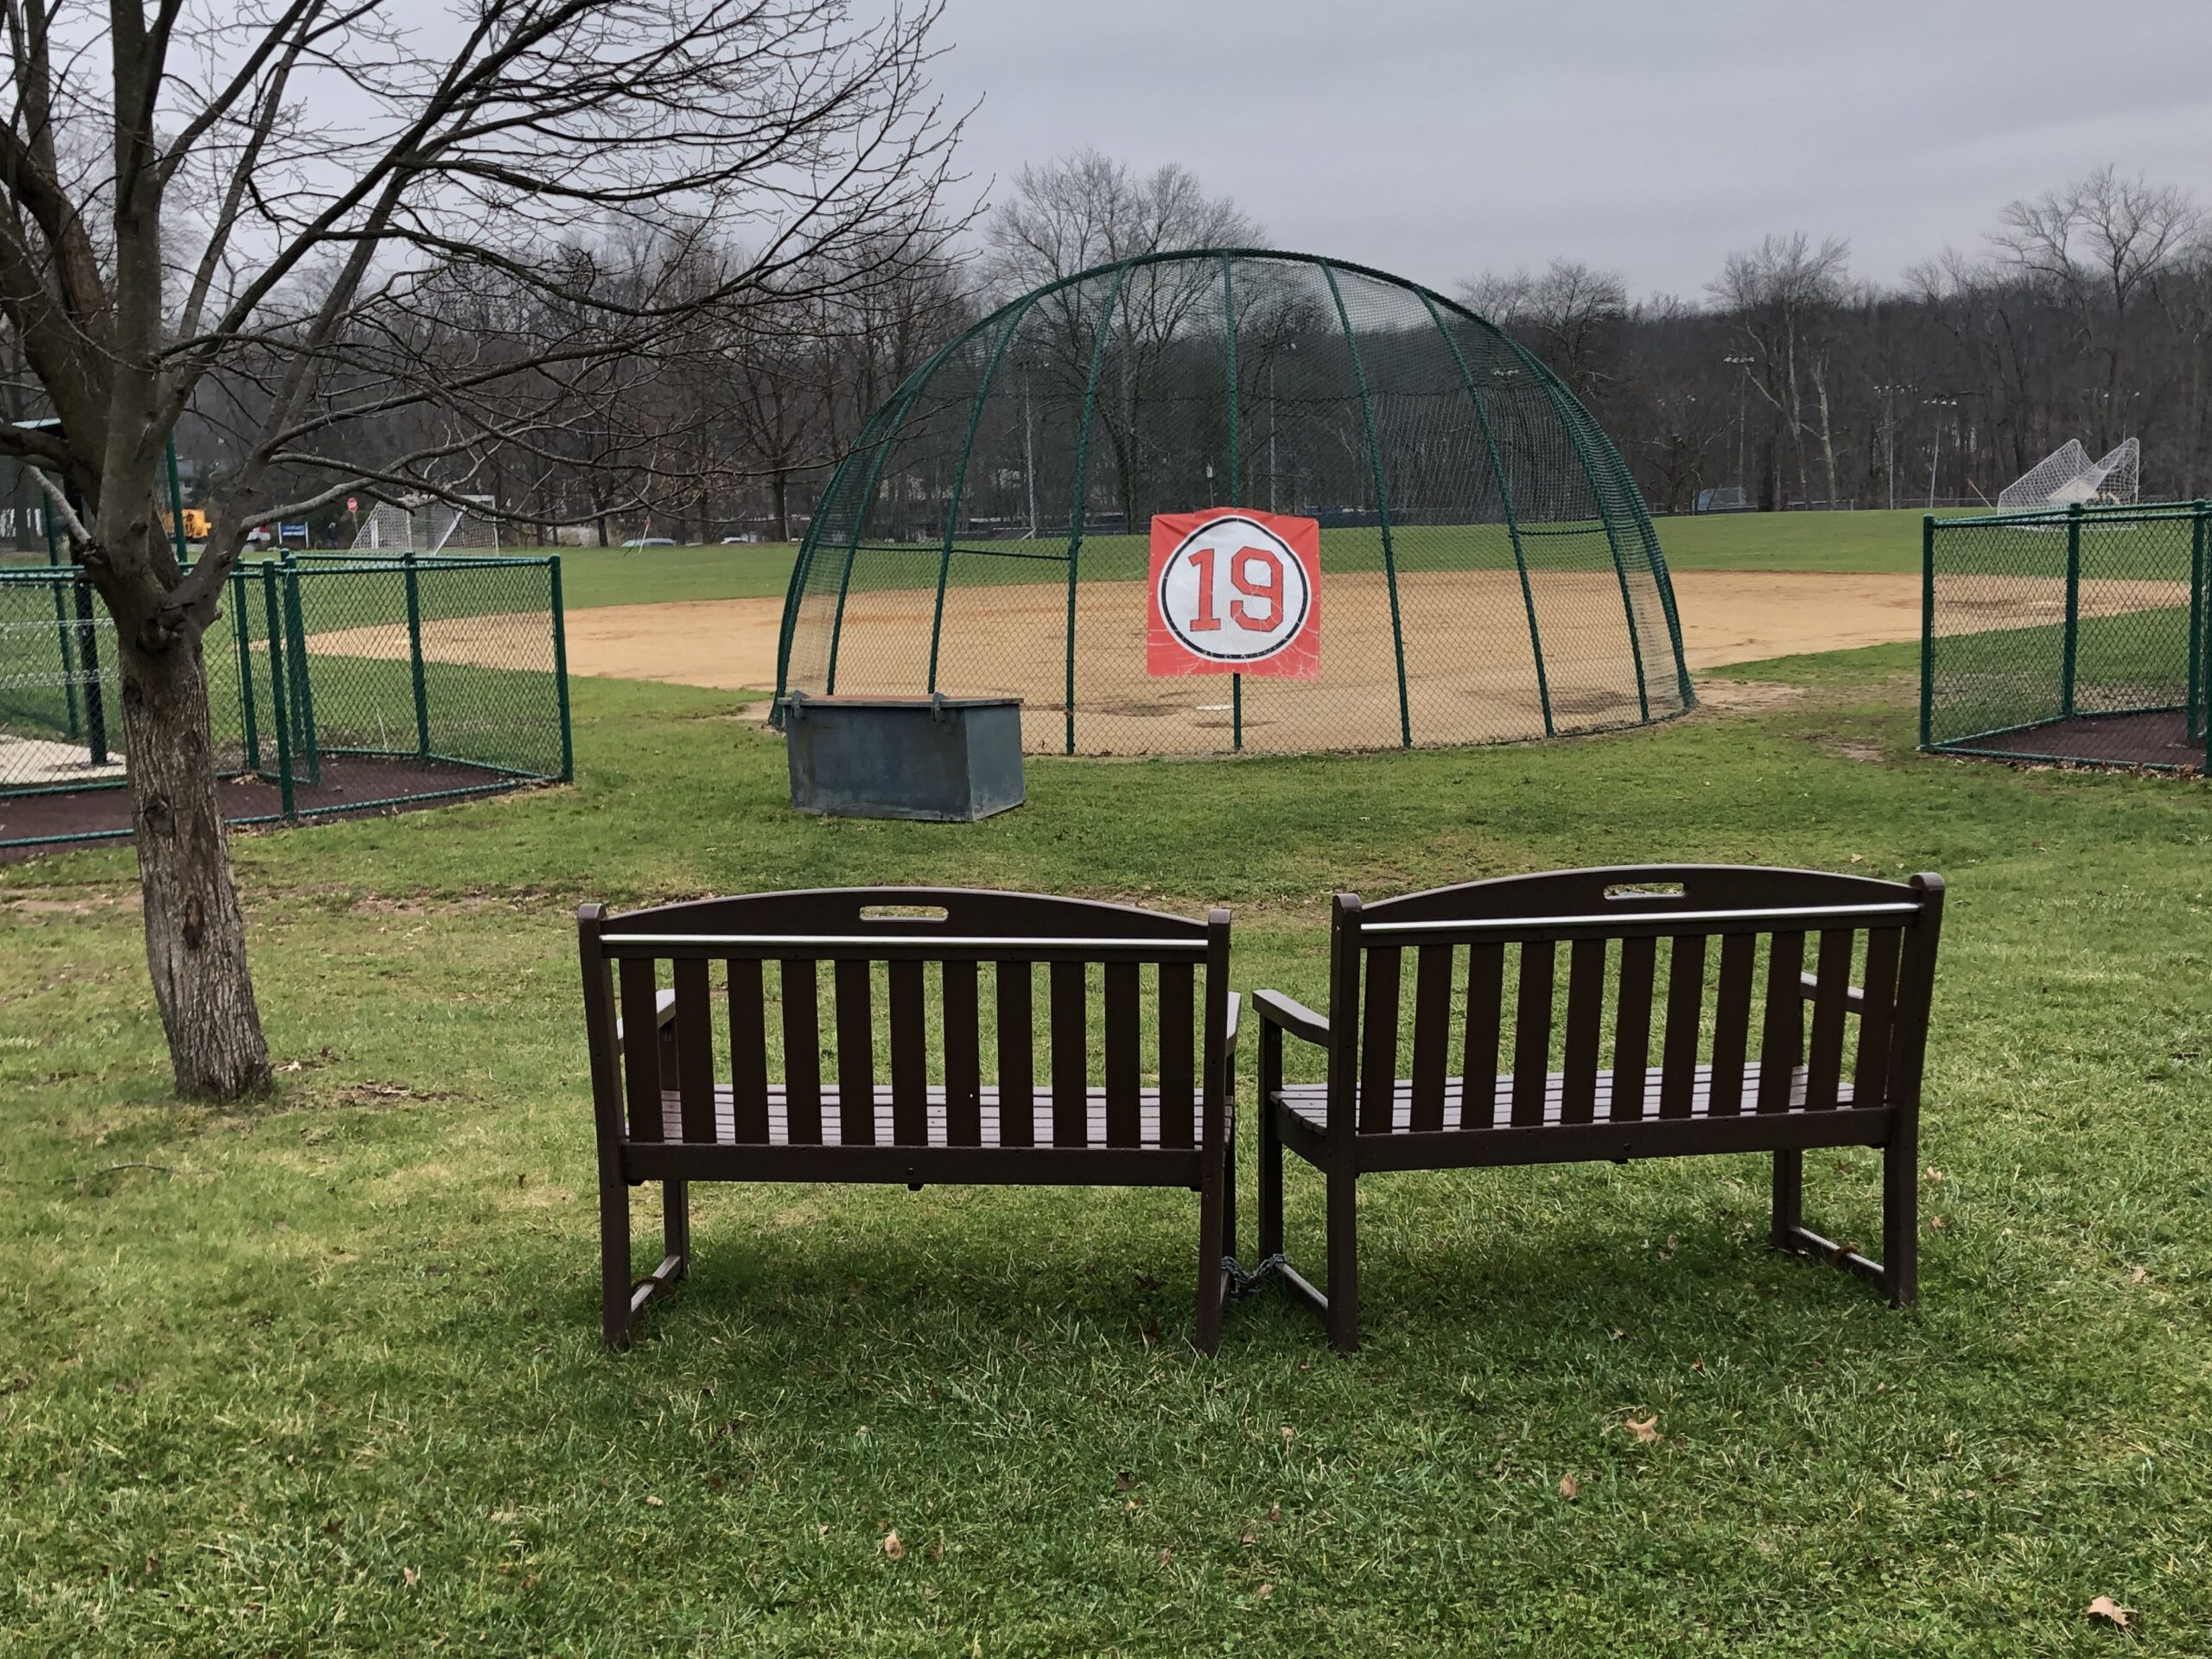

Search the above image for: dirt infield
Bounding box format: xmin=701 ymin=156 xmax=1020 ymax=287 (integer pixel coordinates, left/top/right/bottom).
xmin=308 ymin=569 xmax=2191 ymax=753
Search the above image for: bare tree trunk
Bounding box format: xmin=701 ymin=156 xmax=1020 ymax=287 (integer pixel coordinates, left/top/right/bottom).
xmin=111 ymin=578 xmax=270 ymax=1097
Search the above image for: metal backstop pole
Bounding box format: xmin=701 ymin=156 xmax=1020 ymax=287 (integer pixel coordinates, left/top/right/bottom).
xmin=2062 ymin=502 xmax=2082 ymax=721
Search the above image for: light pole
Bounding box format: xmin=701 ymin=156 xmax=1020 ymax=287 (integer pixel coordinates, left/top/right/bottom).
xmin=1724 ymin=354 xmax=1753 ymax=493
xmin=1873 ymin=384 xmax=1908 ymax=512
xmin=1923 ymin=397 xmax=1957 ymax=509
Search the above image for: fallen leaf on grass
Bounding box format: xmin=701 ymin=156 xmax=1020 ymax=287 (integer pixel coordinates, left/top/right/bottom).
xmin=1625 ymin=1414 xmax=1663 ymax=1446
xmin=1265 ymin=1502 xmax=1281 ymax=1522
xmin=2129 ymin=1266 xmax=2148 ymax=1285
xmin=926 ymin=1536 xmax=944 ymax=1564
xmin=1239 ymin=1529 xmax=1256 ymax=1547
xmin=402 ymin=1567 xmax=420 ymax=1587
xmin=2086 ymin=1596 xmax=2133 ymax=1628
xmin=644 ymin=1495 xmax=664 ymax=1508
xmin=1279 ymin=1425 xmax=1296 ymax=1443
xmin=1659 ymin=1236 xmax=1678 ymax=1262
xmin=1257 ymin=1584 xmax=1274 ymax=1599
xmin=1158 ymin=1547 xmax=1173 ymax=1567
xmin=1114 ymin=1470 xmax=1135 ymax=1492
xmin=1558 ymin=1474 xmax=1579 ymax=1500
xmin=881 ymin=1529 xmax=905 ymax=1560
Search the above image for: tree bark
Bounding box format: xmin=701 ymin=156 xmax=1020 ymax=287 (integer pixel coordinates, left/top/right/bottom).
xmin=112 ymin=582 xmax=271 ymax=1098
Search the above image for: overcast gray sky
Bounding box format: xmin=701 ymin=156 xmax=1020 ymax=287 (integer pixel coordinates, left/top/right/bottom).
xmin=934 ymin=0 xmax=2212 ymax=297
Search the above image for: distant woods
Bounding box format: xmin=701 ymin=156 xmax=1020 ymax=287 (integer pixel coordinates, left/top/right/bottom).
xmin=168 ymin=159 xmax=2212 ymax=542
xmin=1466 ymin=168 xmax=2212 ymax=512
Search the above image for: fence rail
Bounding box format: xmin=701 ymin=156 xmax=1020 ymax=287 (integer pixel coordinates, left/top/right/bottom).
xmin=0 ymin=553 xmax=571 ymax=850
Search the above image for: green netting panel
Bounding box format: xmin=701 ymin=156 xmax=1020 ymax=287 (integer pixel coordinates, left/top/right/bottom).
xmin=1 ymin=556 xmax=570 ymax=849
xmin=1922 ymin=502 xmax=2209 ymax=771
xmin=777 ymin=249 xmax=1694 ymax=756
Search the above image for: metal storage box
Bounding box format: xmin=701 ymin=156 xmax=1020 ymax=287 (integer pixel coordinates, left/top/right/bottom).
xmin=779 ymin=694 xmax=1025 ymax=822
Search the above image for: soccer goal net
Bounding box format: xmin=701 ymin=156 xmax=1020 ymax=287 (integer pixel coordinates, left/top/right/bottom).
xmin=1996 ymin=438 xmax=2140 ymax=512
xmin=350 ymin=494 xmax=500 ymax=553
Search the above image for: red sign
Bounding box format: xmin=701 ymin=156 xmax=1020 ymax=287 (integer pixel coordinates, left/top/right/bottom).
xmin=346 ymin=497 xmax=359 ymax=512
xmin=1148 ymin=508 xmax=1320 ymax=679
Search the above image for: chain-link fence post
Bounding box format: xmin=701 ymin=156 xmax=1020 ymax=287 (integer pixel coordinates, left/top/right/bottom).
xmin=2061 ymin=502 xmax=2083 ymax=720
xmin=1918 ymin=514 xmax=1936 ymax=750
xmin=2189 ymin=502 xmax=2205 ymax=752
xmin=49 ymin=574 xmax=80 ymax=741
xmin=1221 ymin=253 xmax=1243 ymax=752
xmin=280 ymin=554 xmax=320 ymax=785
xmin=259 ymin=560 xmax=296 ymax=821
xmin=404 ymin=550 xmax=430 ymax=757
xmin=232 ymin=565 xmax=261 ymax=773
xmin=73 ymin=575 xmax=108 ymax=766
xmin=550 ymin=556 xmax=574 ymax=782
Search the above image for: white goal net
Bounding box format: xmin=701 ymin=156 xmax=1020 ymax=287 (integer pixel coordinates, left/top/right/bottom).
xmin=1996 ymin=438 xmax=2140 ymax=512
xmin=350 ymin=494 xmax=500 ymax=553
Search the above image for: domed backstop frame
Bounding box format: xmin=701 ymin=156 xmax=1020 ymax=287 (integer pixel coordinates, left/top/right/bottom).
xmin=777 ymin=250 xmax=1693 ymax=756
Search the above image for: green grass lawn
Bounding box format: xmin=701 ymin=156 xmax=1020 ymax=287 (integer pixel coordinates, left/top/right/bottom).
xmin=3 ymin=646 xmax=2210 ymax=1654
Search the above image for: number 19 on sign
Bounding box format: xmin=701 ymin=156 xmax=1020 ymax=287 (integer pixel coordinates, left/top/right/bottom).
xmin=1147 ymin=508 xmax=1321 ymax=680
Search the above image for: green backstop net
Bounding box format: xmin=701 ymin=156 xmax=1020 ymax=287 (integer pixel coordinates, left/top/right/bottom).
xmin=0 ymin=554 xmax=571 ymax=850
xmin=777 ymin=250 xmax=1693 ymax=755
xmin=1921 ymin=501 xmax=2209 ymax=771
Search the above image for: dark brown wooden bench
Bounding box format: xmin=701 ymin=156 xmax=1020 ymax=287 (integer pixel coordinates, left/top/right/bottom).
xmin=579 ymin=887 xmax=1240 ymax=1351
xmin=1253 ymin=864 xmax=1945 ymax=1351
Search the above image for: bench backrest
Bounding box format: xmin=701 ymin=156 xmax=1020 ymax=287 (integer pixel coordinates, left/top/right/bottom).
xmin=1323 ymin=864 xmax=1943 ymax=1135
xmin=580 ymin=887 xmax=1232 ymax=1152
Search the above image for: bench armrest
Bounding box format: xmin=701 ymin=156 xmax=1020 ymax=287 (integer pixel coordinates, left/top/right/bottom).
xmin=1222 ymin=989 xmax=1242 ymax=1045
xmin=1796 ymin=972 xmax=1866 ymax=1011
xmin=613 ymin=987 xmax=678 ymax=1055
xmin=1253 ymin=988 xmax=1329 ymax=1047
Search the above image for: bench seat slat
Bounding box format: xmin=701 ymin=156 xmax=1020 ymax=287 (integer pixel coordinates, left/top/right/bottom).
xmin=1272 ymin=1062 xmax=1862 ymax=1135
xmin=641 ymin=1084 xmax=1230 ymax=1152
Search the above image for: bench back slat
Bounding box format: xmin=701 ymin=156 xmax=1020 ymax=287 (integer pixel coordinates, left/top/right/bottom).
xmin=1104 ymin=962 xmax=1142 ymax=1147
xmin=1611 ymin=934 xmax=1656 ymax=1122
xmin=997 ymin=961 xmax=1035 ymax=1147
xmin=1561 ymin=938 xmax=1606 ymax=1124
xmin=1803 ymin=928 xmax=1855 ymax=1110
xmin=1359 ymin=946 xmax=1402 ymax=1133
xmin=582 ymin=888 xmax=1227 ymax=1158
xmin=1410 ymin=945 xmax=1452 ymax=1131
xmin=1050 ymin=959 xmax=1087 ymax=1147
xmin=1462 ymin=942 xmax=1504 ymax=1125
xmin=1657 ymin=932 xmax=1706 ymax=1119
xmin=728 ymin=957 xmax=772 ymax=1142
xmin=1510 ymin=940 xmax=1555 ymax=1127
xmin=781 ymin=958 xmax=823 ymax=1144
xmin=1853 ymin=927 xmax=1904 ymax=1103
xmin=1707 ymin=932 xmax=1757 ymax=1117
xmin=1324 ymin=867 xmax=1942 ymax=1138
xmin=620 ymin=957 xmax=664 ymax=1143
xmin=835 ymin=958 xmax=875 ymax=1145
xmin=1755 ymin=929 xmax=1806 ymax=1113
xmin=1158 ymin=960 xmax=1196 ymax=1149
xmin=674 ymin=957 xmax=716 ymax=1143
xmin=943 ymin=960 xmax=983 ymax=1147
xmin=889 ymin=959 xmax=928 ymax=1144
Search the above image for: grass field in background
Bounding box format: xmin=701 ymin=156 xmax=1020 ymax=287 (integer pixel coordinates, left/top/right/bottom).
xmin=520 ymin=506 xmax=1967 ymax=612
xmin=3 ymin=633 xmax=2209 ymax=1652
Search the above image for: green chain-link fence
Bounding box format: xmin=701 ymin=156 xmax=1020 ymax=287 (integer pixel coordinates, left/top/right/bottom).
xmin=776 ymin=250 xmax=1693 ymax=756
xmin=1920 ymin=500 xmax=2209 ymax=771
xmin=0 ymin=553 xmax=571 ymax=852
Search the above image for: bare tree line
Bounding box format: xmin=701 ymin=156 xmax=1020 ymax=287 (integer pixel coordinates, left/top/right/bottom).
xmin=1470 ymin=168 xmax=2211 ymax=513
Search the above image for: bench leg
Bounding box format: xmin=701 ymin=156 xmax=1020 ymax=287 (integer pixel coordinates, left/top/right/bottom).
xmin=1771 ymin=1144 xmax=1911 ymax=1306
xmin=601 ymin=1173 xmax=634 ymax=1348
xmin=664 ymin=1180 xmax=691 ymax=1282
xmin=1220 ymin=1116 xmax=1238 ymax=1270
xmin=1325 ymin=1161 xmax=1359 ymax=1354
xmin=1883 ymin=1123 xmax=1919 ymax=1308
xmin=1770 ymin=1148 xmax=1803 ymax=1248
xmin=1195 ymin=1150 xmax=1226 ymax=1356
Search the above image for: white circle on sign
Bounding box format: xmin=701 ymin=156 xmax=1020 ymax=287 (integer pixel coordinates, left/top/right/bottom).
xmin=1157 ymin=515 xmax=1312 ymax=664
